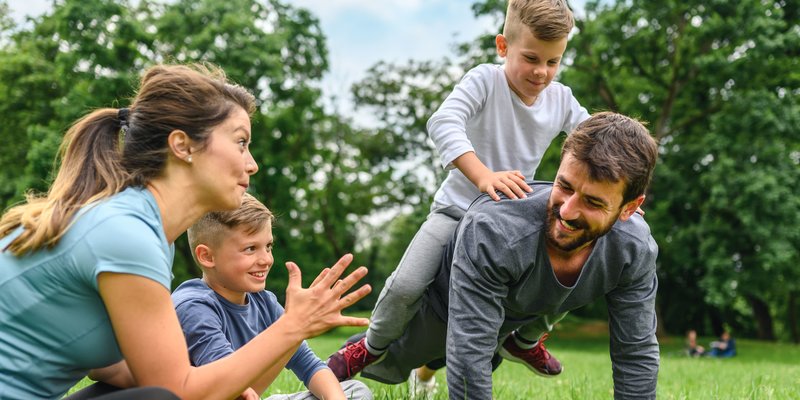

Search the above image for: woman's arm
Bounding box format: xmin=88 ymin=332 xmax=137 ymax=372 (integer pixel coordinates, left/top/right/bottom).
xmin=88 ymin=360 xmax=136 ymax=389
xmin=244 ymin=343 xmax=301 ymax=396
xmin=99 ymin=254 xmax=370 ymax=400
xmin=307 ymin=369 xmax=347 ymax=400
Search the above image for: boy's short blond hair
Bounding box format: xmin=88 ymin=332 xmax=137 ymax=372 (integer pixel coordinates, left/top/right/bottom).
xmin=503 ymin=0 xmax=574 ymax=43
xmin=187 ymin=193 xmax=274 ymax=263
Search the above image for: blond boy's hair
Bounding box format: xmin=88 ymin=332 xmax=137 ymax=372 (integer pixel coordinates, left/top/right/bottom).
xmin=187 ymin=193 xmax=274 ymax=264
xmin=503 ymin=0 xmax=574 ymax=43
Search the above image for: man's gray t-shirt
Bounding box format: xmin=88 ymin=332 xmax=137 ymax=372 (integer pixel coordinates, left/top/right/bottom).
xmin=429 ymin=182 xmax=659 ymax=400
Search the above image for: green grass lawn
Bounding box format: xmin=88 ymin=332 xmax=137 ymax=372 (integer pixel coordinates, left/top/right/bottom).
xmin=67 ymin=319 xmax=800 ymax=399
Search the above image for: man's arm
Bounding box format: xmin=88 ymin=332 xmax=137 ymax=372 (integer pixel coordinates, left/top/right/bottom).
xmin=445 ymin=215 xmax=513 ymax=400
xmin=605 ymin=240 xmax=660 ymax=400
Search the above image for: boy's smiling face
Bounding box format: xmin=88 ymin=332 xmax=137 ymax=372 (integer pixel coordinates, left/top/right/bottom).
xmin=200 ymin=223 xmax=274 ymax=305
xmin=496 ymin=28 xmax=568 ymax=106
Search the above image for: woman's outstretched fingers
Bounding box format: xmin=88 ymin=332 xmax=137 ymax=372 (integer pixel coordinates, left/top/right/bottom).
xmin=314 ymin=253 xmax=353 ymax=289
xmin=338 ymin=315 xmax=370 ymax=327
xmin=281 ymin=254 xmax=373 ymax=337
xmin=338 ymin=283 xmax=372 ymax=309
xmin=285 ymin=262 xmax=302 ymax=289
xmin=331 ymin=266 xmax=368 ymax=296
xmin=310 ymin=268 xmax=330 ymax=287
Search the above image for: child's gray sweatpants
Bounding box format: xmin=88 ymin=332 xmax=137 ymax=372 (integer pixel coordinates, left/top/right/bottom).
xmin=366 ymin=205 xmax=464 ymax=350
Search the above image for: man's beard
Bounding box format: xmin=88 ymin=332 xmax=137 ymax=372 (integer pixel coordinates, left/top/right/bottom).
xmin=545 ymin=204 xmax=615 ymax=252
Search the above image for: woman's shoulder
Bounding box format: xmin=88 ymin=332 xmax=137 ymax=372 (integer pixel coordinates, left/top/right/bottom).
xmin=68 ymin=187 xmax=171 ymax=268
xmin=74 ymin=187 xmax=162 ymax=236
xmin=98 ymin=187 xmax=160 ymax=221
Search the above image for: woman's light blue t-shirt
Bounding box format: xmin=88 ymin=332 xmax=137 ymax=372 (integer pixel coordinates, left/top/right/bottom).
xmin=0 ymin=187 xmax=174 ymax=399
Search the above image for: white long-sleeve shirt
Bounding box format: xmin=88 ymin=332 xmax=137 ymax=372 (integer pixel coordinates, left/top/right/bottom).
xmin=428 ymin=63 xmax=589 ymax=210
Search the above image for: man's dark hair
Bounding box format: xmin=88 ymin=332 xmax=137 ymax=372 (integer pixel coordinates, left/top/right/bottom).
xmin=562 ymin=112 xmax=658 ymax=204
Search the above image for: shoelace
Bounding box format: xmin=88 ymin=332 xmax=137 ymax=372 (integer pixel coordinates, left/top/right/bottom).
xmin=532 ymin=333 xmax=551 ymax=361
xmin=344 ymin=341 xmax=370 ymax=373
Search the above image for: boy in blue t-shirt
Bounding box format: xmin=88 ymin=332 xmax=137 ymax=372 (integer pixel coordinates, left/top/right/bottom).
xmin=172 ymin=193 xmax=372 ymax=400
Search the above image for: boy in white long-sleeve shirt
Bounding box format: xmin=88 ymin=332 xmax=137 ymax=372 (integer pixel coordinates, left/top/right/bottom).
xmin=328 ymin=0 xmax=589 ymax=387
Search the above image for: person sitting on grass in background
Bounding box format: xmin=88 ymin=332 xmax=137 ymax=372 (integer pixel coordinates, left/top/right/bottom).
xmin=685 ymin=329 xmax=705 ymax=357
xmin=172 ymin=193 xmax=373 ymax=400
xmin=328 ymin=0 xmax=590 ymax=388
xmin=340 ymin=112 xmax=661 ymax=400
xmin=708 ymin=331 xmax=736 ymax=358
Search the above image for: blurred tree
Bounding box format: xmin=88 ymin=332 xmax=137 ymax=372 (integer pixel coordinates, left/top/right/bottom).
xmin=559 ymin=0 xmax=799 ymax=340
xmin=0 ymin=0 xmax=148 ymax=206
xmin=0 ymin=1 xmax=13 ymax=41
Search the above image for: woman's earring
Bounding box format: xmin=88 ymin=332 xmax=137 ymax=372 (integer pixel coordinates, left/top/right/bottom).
xmin=187 ymin=155 xmax=192 ymax=163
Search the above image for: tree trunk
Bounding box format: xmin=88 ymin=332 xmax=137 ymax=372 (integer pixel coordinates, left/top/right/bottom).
xmin=746 ymin=295 xmax=776 ymax=341
xmin=708 ymin=308 xmax=724 ymax=337
xmin=789 ymin=291 xmax=799 ymax=344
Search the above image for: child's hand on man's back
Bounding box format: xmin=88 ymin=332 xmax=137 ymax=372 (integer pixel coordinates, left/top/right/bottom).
xmin=479 ymin=170 xmax=532 ymax=201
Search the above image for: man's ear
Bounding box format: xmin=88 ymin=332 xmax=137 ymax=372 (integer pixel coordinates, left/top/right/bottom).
xmin=495 ymin=34 xmax=508 ymax=57
xmin=619 ymin=195 xmax=646 ymax=221
xmin=195 ymin=244 xmax=216 ymax=269
xmin=167 ymin=129 xmax=194 ymax=163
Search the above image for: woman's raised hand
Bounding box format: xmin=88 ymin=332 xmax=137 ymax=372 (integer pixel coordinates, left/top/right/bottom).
xmin=282 ymin=254 xmax=371 ymax=338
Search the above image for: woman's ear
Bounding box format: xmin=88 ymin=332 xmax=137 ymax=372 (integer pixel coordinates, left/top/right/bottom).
xmin=167 ymin=129 xmax=193 ymax=163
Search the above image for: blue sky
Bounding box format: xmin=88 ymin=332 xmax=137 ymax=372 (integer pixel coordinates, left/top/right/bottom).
xmin=292 ymin=1 xmax=497 ymax=101
xmin=291 ymin=0 xmax=502 ymax=124
xmin=6 ymin=0 xmax=587 ymax=125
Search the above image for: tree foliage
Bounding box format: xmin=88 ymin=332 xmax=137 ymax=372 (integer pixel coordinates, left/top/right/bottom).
xmin=556 ymin=0 xmax=799 ymax=341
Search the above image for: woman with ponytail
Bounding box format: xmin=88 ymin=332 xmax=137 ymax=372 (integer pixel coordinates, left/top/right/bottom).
xmin=0 ymin=64 xmax=371 ymax=399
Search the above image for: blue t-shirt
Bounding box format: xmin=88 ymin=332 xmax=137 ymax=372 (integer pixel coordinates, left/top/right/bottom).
xmin=171 ymin=279 xmax=327 ymax=386
xmin=0 ymin=187 xmax=174 ymax=399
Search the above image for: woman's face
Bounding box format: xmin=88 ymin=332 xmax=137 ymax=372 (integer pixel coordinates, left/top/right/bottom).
xmin=191 ymin=107 xmax=258 ymax=211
